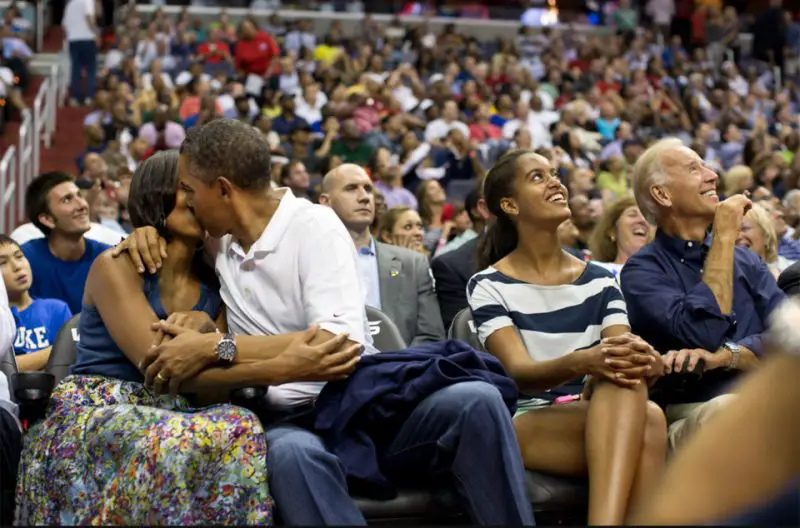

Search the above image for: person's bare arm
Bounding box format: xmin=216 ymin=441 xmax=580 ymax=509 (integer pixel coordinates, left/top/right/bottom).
xmin=703 ymin=194 xmax=752 ymax=314
xmin=16 ymin=347 xmax=51 ymax=372
xmin=484 ymin=324 xmax=646 ymax=394
xmin=85 ymin=251 xmax=161 ymax=368
xmin=631 ymin=353 xmax=800 ymax=524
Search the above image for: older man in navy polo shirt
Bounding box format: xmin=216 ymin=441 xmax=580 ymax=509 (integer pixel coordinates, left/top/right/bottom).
xmin=621 ymin=138 xmax=786 ymax=451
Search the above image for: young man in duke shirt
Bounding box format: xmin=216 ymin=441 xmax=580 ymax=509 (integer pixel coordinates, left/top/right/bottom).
xmin=116 ymin=120 xmax=534 ymax=526
xmin=622 ymin=138 xmax=785 ymax=450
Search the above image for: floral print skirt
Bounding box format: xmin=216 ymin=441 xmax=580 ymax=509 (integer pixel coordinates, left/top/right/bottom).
xmin=15 ymin=374 xmax=273 ymax=526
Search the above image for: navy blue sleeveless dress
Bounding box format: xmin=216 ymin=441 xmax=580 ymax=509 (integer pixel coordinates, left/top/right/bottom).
xmin=71 ymin=273 xmax=220 ymax=381
xmin=15 ymin=273 xmax=274 ymax=525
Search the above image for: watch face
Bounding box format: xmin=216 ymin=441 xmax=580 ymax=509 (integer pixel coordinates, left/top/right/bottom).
xmin=218 ymin=340 xmax=236 ymax=362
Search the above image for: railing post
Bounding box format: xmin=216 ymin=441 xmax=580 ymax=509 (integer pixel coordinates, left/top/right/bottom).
xmin=0 ymin=147 xmax=14 ymax=233
xmin=48 ymin=64 xmax=57 ymax=142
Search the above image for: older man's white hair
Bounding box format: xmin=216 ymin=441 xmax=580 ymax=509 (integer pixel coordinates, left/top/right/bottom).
xmin=631 ymin=137 xmax=685 ymax=224
xmin=782 ymin=189 xmax=800 ymax=210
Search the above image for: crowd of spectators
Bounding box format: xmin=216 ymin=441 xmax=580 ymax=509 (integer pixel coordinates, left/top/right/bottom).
xmin=1 ymin=0 xmax=800 ymax=525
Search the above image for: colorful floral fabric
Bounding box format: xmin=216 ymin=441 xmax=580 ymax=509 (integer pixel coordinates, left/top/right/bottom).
xmin=15 ymin=374 xmax=273 ymax=525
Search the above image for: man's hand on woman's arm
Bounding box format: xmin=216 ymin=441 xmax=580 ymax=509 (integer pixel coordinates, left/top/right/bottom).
xmin=111 ymin=226 xmax=167 ymax=274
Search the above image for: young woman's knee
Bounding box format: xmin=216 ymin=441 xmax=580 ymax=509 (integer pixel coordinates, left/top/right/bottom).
xmin=643 ymin=401 xmax=668 ymax=453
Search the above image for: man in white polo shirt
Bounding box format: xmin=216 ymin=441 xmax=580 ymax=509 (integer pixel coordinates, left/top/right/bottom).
xmin=117 ymin=120 xmax=533 ymax=526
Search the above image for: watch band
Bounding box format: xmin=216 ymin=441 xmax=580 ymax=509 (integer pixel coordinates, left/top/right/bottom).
xmin=724 ymin=343 xmax=740 ymax=370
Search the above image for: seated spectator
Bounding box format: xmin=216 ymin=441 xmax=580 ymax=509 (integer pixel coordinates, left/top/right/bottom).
xmin=178 ymin=76 xmax=219 ymax=122
xmin=83 ymin=91 xmax=111 ymax=127
xmin=319 ymin=165 xmax=445 ymax=345
xmin=416 ymin=180 xmax=453 ymax=255
xmin=281 ymin=122 xmax=326 ymax=176
xmin=370 ymin=146 xmax=417 ymax=210
xmin=140 ymin=57 xmax=174 ymax=92
xmin=15 ymin=151 xmax=273 ymax=525
xmin=182 ymin=95 xmax=220 ymax=130
xmin=424 ymin=100 xmax=469 ymax=146
xmin=330 ymin=119 xmax=374 ymax=166
xmin=377 ymin=206 xmax=429 ymax=257
xmin=138 ymin=105 xmax=185 ymax=151
xmin=234 ymin=17 xmax=279 ymax=77
xmin=441 ymin=127 xmax=484 ymax=186
xmin=596 ymin=155 xmax=629 ymax=199
xmin=436 ymin=186 xmax=484 ymax=257
xmin=468 ymin=150 xmax=666 ymax=526
xmin=115 ymin=120 xmax=534 ymax=526
xmin=75 ymin=124 xmax=106 ymax=173
xmin=589 ymin=196 xmax=653 ymax=280
xmin=195 ymin=27 xmax=232 ymax=66
xmin=271 ymin=93 xmax=308 ymax=139
xmin=279 ymin=160 xmax=314 ymax=202
xmin=737 ymin=203 xmax=794 ymax=280
xmin=622 ymin=139 xmax=786 ymax=451
xmin=0 ymin=235 xmax=72 ymax=371
xmin=19 ymin=172 xmax=113 ymax=314
xmin=722 ymin=165 xmax=754 ymax=197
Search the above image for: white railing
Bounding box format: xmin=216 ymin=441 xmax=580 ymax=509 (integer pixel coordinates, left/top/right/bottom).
xmin=1 ymin=54 xmax=66 ymax=232
xmin=0 ymin=147 xmax=17 ymax=234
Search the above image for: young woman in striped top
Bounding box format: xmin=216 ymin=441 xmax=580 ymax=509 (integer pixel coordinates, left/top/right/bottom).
xmin=467 ymin=150 xmax=667 ymax=525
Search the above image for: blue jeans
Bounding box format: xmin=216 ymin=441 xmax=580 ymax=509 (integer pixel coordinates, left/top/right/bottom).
xmin=265 ymin=381 xmax=534 ymax=526
xmin=68 ymin=39 xmax=97 ymax=102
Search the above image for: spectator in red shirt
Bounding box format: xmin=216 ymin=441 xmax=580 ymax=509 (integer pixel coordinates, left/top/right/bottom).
xmin=196 ymin=28 xmax=232 ymax=65
xmin=468 ymin=103 xmax=502 ymax=142
xmin=234 ymin=18 xmax=280 ymax=78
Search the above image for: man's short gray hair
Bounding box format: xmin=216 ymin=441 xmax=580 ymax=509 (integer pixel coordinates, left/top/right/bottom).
xmin=631 ymin=137 xmax=684 ymax=224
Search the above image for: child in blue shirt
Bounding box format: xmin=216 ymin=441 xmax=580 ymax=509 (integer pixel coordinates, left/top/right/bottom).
xmin=0 ymin=235 xmax=72 ymax=371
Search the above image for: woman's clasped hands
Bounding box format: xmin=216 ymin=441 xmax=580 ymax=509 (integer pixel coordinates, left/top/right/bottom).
xmin=584 ymin=332 xmax=665 ymax=388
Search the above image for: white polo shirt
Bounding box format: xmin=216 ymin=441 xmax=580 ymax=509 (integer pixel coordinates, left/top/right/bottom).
xmin=216 ymin=188 xmax=377 ymax=410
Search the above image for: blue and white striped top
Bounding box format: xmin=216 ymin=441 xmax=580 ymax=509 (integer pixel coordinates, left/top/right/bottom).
xmin=467 ymin=262 xmax=630 ymax=401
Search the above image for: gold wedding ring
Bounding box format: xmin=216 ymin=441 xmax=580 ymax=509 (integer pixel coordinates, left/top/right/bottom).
xmin=155 ymin=372 xmax=169 ymax=382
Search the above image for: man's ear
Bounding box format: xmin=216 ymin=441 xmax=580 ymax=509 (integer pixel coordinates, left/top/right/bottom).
xmin=38 ymin=212 xmax=56 ymax=231
xmin=650 ymin=184 xmax=672 ymax=209
xmin=217 ymin=177 xmax=233 ymax=198
xmin=318 ymin=193 xmax=330 ymax=206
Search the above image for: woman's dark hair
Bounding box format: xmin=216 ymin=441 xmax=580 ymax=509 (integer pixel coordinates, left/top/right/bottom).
xmin=126 ymin=149 xmax=218 ymax=287
xmin=127 ymin=150 xmax=179 ymax=239
xmin=477 ymin=149 xmax=531 ymax=271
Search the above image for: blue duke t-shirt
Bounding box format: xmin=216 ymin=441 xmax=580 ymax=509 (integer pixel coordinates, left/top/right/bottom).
xmin=22 ymin=238 xmax=111 ymax=314
xmin=11 ymin=298 xmax=72 ymax=355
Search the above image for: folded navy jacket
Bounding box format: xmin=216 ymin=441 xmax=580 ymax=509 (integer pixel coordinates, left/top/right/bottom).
xmin=313 ymin=339 xmax=518 ymax=499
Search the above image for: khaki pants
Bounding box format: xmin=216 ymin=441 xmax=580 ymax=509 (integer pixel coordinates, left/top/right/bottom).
xmin=666 ymin=394 xmax=736 ymax=452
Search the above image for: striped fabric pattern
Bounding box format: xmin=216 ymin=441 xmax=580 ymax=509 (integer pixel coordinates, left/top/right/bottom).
xmin=467 ymin=262 xmax=630 ymax=401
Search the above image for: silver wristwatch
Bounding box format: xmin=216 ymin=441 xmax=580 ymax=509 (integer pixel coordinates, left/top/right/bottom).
xmin=215 ymin=331 xmax=237 ymax=363
xmin=721 ymin=342 xmax=740 ymax=370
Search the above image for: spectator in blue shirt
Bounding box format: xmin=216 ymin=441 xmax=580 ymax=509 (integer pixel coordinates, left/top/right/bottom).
xmin=622 ymin=138 xmax=785 ymax=451
xmin=271 ymin=93 xmax=308 ymax=139
xmin=19 ymin=172 xmax=112 ymax=314
xmin=0 ymin=235 xmax=72 ymax=371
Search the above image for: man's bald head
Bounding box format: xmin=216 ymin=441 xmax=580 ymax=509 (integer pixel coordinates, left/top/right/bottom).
xmin=321 ymin=163 xmax=370 ymax=194
xmin=319 ymin=163 xmax=375 ymax=235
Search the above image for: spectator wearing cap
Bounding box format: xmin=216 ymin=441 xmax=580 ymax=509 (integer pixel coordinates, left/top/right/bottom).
xmin=331 ymin=119 xmax=374 ymax=167
xmin=271 ymin=93 xmax=308 ymax=139
xmin=622 ymin=139 xmax=786 ymax=451
xmin=234 ymin=18 xmax=280 ymax=77
xmin=370 ymin=147 xmax=417 ymax=210
xmin=138 ymin=105 xmax=185 ymax=151
xmin=281 ymin=122 xmax=327 ymax=176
